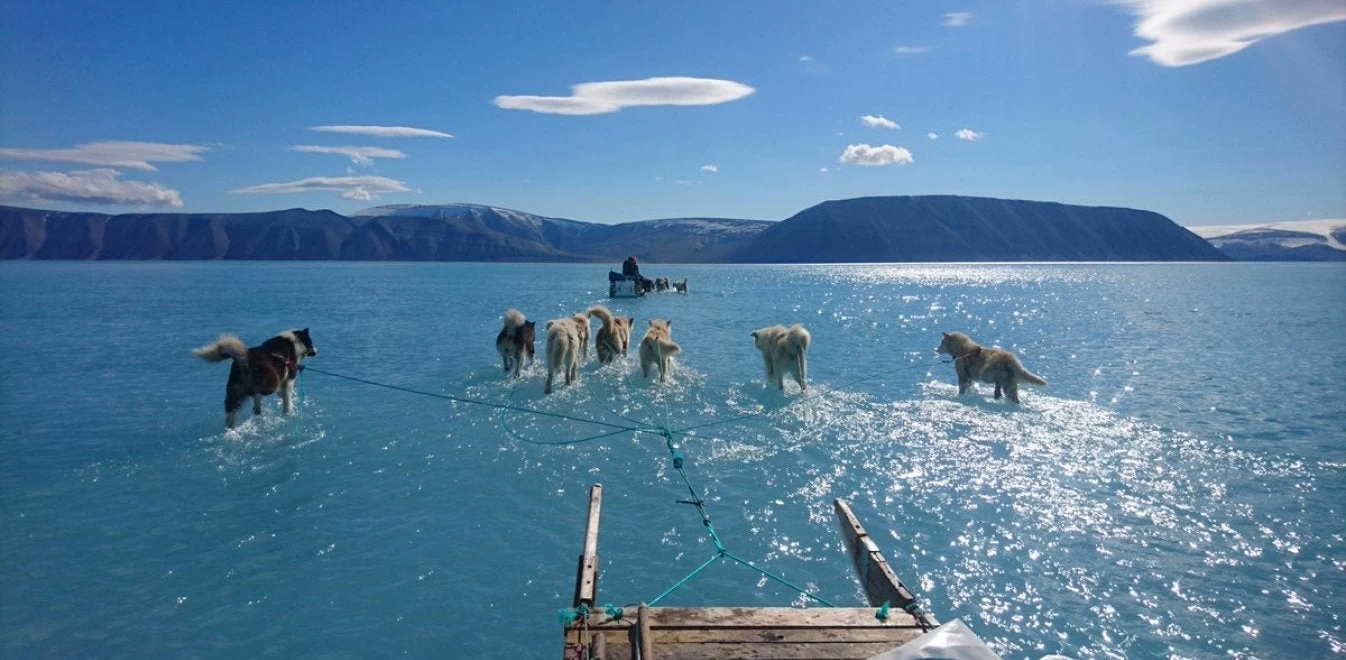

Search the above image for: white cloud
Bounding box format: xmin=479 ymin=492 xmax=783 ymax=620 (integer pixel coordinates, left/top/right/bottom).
xmin=819 ymin=167 xmax=829 ymax=173
xmin=860 ymin=114 xmax=900 ymax=129
xmin=894 ymin=46 xmax=929 ymax=54
xmin=944 ymin=12 xmax=974 ymax=27
xmin=799 ymin=55 xmax=814 ymax=62
xmin=927 ymin=132 xmax=940 ymax=140
xmin=289 ymin=145 xmax=407 ymax=166
xmin=0 ymin=141 xmax=208 ymax=172
xmin=675 ymin=179 xmax=703 ymax=186
xmin=493 ymin=77 xmax=756 ymax=115
xmin=955 ymin=128 xmax=984 ymax=141
xmin=307 ymin=125 xmax=453 ymax=139
xmin=700 ymin=164 xmax=718 ymax=173
xmin=1119 ymin=0 xmax=1346 ymax=66
xmin=0 ymin=168 xmax=183 ymax=207
xmin=838 ymin=144 xmax=914 ymax=166
xmin=232 ymin=175 xmax=410 ymax=201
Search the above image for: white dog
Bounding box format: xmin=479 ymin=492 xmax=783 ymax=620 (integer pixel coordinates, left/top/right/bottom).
xmin=543 ymin=317 xmax=581 ymax=394
xmin=638 ymin=319 xmax=682 ymax=382
xmin=751 ymin=324 xmax=811 ymax=391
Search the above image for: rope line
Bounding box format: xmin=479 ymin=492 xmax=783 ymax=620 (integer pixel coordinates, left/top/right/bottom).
xmin=303 ymin=366 xmax=641 ymax=432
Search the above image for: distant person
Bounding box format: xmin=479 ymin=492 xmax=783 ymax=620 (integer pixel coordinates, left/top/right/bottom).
xmin=622 ymin=256 xmax=641 ymax=278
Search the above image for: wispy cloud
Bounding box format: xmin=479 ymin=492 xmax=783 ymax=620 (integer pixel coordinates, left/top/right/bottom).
xmin=819 ymin=167 xmax=829 ymax=173
xmin=0 ymin=141 xmax=208 ymax=172
xmin=860 ymin=114 xmax=900 ymax=129
xmin=893 ymin=46 xmax=929 ymax=54
xmin=1118 ymin=0 xmax=1346 ymax=66
xmin=289 ymin=145 xmax=407 ymax=166
xmin=675 ymin=179 xmax=703 ymax=186
xmin=944 ymin=12 xmax=974 ymax=27
xmin=307 ymin=125 xmax=453 ymax=139
xmin=838 ymin=144 xmax=914 ymax=166
xmin=493 ymin=77 xmax=755 ymax=115
xmin=0 ymin=168 xmax=183 ymax=207
xmin=232 ymin=175 xmax=409 ymax=201
xmin=927 ymin=132 xmax=940 ymax=140
xmin=798 ymin=54 xmax=814 ymax=62
xmin=955 ymin=128 xmax=984 ymax=141
xmin=700 ymin=164 xmax=718 ymax=173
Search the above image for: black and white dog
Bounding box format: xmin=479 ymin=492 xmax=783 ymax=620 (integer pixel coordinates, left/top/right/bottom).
xmin=194 ymin=329 xmax=318 ymax=428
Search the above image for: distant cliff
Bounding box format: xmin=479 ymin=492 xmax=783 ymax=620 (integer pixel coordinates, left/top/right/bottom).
xmin=1 ymin=196 xmax=1229 ymax=262
xmin=729 ymin=196 xmax=1228 ymax=262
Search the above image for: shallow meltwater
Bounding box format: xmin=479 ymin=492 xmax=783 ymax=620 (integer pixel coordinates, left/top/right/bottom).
xmin=1 ymin=262 xmax=1343 ymax=658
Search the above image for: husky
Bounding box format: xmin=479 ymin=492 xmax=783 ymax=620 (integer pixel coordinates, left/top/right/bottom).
xmin=496 ymin=309 xmax=536 ymax=377
xmin=936 ymin=331 xmax=1046 ymax=403
xmin=638 ymin=319 xmax=682 ymax=382
xmin=193 ymin=329 xmax=318 ymax=428
xmin=751 ymin=324 xmax=811 ymax=391
xmin=543 ymin=317 xmax=581 ymax=394
xmin=587 ymin=305 xmax=634 ymax=364
xmin=672 ymin=278 xmax=688 ymax=294
xmin=571 ymin=313 xmax=591 ymax=360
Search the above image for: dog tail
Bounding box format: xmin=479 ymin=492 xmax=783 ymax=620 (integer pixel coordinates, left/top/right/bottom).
xmin=193 ymin=334 xmax=248 ymax=364
xmin=502 ymin=308 xmax=526 ymax=329
xmin=1013 ymin=358 xmax=1047 ymax=387
xmin=655 ymin=338 xmax=682 ymax=358
xmin=586 ymin=305 xmax=615 ymax=328
xmin=786 ymin=324 xmax=811 ymax=354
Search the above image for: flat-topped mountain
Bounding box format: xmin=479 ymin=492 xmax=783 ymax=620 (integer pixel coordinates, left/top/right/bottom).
xmin=729 ymin=196 xmax=1227 ymax=262
xmin=1 ymin=196 xmax=1229 ymax=262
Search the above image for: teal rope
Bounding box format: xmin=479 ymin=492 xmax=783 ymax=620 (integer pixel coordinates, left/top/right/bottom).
xmin=647 ymin=427 xmax=836 ymax=608
xmin=496 ymin=379 xmax=656 ymax=446
xmin=303 ymin=366 xmax=641 ymax=432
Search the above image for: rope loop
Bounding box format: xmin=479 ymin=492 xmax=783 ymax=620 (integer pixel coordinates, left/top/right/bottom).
xmin=875 ymin=600 xmax=891 ymax=622
xmin=604 ymin=604 xmax=624 ymax=621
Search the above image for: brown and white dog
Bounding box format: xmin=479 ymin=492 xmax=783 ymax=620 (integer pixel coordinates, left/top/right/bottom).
xmin=587 ymin=305 xmax=634 ymax=364
xmin=543 ymin=317 xmax=581 ymax=394
xmin=936 ymin=331 xmax=1046 ymax=403
xmin=750 ymin=324 xmax=810 ymax=391
xmin=496 ymin=309 xmax=536 ymax=377
xmin=194 ymin=329 xmax=318 ymax=428
xmin=672 ymin=278 xmax=688 ymax=294
xmin=639 ymin=319 xmax=682 ymax=382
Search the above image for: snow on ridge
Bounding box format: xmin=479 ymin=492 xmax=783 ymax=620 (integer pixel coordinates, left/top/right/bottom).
xmin=1188 ymin=219 xmax=1346 ymax=251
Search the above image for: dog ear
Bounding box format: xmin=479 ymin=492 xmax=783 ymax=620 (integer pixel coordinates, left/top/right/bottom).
xmin=941 ymin=331 xmax=950 ymax=338
xmin=302 ymin=327 xmax=309 ymax=334
xmin=666 ymin=320 xmax=672 ymax=327
xmin=750 ymin=331 xmax=758 ymax=338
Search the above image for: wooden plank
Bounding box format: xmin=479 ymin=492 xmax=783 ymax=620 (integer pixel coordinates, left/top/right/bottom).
xmin=832 ymin=500 xmax=939 ymax=626
xmin=585 ymin=608 xmax=922 ymax=630
xmin=637 ymin=603 xmax=654 ymax=660
xmin=653 ymin=627 xmax=922 ymax=644
xmin=587 ymin=640 xmax=903 ymax=660
xmin=573 ymin=483 xmax=603 ymax=608
xmin=590 ymin=631 xmax=606 ymax=660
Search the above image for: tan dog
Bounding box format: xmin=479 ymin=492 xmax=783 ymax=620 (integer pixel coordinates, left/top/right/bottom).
xmin=571 ymin=313 xmax=591 ymax=360
xmin=587 ymin=306 xmax=634 ymax=364
xmin=496 ymin=309 xmax=536 ymax=377
xmin=639 ymin=319 xmax=682 ymax=382
xmin=543 ymin=318 xmax=581 ymax=394
xmin=750 ymin=324 xmax=810 ymax=391
xmin=936 ymin=331 xmax=1046 ymax=403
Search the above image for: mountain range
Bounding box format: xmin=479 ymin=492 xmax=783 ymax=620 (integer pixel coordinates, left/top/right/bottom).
xmin=0 ymin=196 xmax=1233 ymax=262
xmin=1187 ymin=220 xmax=1346 ymax=261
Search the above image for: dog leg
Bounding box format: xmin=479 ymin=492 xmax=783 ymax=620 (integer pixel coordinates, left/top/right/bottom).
xmin=958 ymin=378 xmax=969 ymax=396
xmin=545 ymin=369 xmax=554 ymax=394
xmin=282 ymin=381 xmax=295 ymax=414
xmin=225 ymin=410 xmax=237 ymax=429
xmin=1007 ymin=379 xmax=1020 ymax=404
xmin=253 ymin=393 xmax=263 ymax=416
xmin=994 ymin=382 xmax=1002 ymax=399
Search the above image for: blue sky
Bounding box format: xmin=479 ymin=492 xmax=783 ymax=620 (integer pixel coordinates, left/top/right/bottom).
xmin=1 ymin=0 xmax=1343 ymax=225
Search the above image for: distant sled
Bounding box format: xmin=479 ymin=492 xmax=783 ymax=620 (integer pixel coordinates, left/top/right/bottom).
xmin=608 ymin=270 xmax=645 ymax=298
